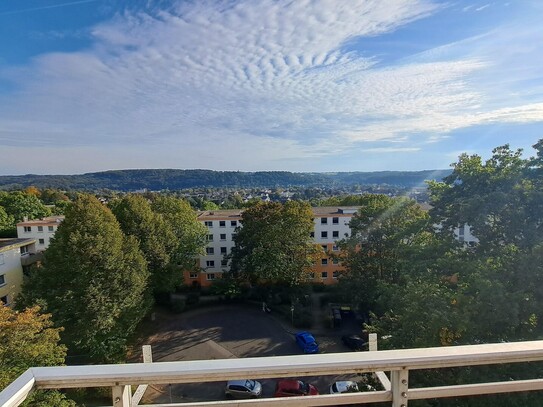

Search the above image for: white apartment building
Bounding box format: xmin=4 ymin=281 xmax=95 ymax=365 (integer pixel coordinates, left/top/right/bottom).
xmin=16 ymin=216 xmax=64 ymax=251
xmin=0 ymin=238 xmax=37 ymax=306
xmin=187 ymin=207 xmax=360 ymax=287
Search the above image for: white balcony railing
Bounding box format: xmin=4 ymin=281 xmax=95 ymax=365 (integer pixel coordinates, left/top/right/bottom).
xmin=2 ymin=340 xmax=543 ymax=407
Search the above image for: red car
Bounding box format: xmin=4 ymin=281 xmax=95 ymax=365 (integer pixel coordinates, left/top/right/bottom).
xmin=274 ymin=379 xmax=319 ymax=397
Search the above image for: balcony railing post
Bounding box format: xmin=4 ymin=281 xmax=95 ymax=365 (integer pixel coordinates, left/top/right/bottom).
xmin=391 ymin=369 xmax=409 ymax=407
xmin=112 ymin=385 xmax=131 ymax=407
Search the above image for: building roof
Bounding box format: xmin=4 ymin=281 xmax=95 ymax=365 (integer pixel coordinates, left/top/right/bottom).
xmin=16 ymin=215 xmax=65 ymax=227
xmin=311 ymin=206 xmax=360 ymax=215
xmin=197 ymin=210 xmax=243 ymax=220
xmin=0 ymin=238 xmax=36 ymax=252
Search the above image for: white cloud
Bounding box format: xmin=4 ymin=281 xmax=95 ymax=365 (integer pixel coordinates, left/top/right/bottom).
xmin=0 ymin=0 xmax=542 ymax=173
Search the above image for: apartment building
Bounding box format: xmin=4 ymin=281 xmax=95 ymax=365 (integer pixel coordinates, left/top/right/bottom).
xmin=0 ymin=238 xmax=37 ymax=306
xmin=188 ymin=207 xmax=360 ymax=287
xmin=16 ymin=216 xmax=64 ymax=251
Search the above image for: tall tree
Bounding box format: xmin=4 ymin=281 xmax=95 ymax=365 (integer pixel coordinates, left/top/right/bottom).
xmin=111 ymin=194 xmax=179 ymax=294
xmin=150 ymin=196 xmax=207 ymax=272
xmin=229 ymin=201 xmax=321 ymax=286
xmin=0 ymin=206 xmax=15 ymax=237
xmin=0 ymin=191 xmax=51 ymax=223
xmin=18 ymin=195 xmax=149 ymax=363
xmin=0 ymin=305 xmax=75 ymax=406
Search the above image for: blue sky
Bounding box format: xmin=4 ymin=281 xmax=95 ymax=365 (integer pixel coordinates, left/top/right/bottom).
xmin=1 ymin=0 xmax=542 ymax=175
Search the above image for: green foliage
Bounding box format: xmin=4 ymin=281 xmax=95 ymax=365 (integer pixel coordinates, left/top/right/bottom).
xmin=0 ymin=205 xmax=15 ymax=237
xmin=230 ymin=201 xmax=322 ymax=287
xmin=0 ymin=306 xmax=75 ymax=406
xmin=0 ymin=191 xmax=51 ymax=223
xmin=111 ymin=194 xmax=179 ymax=294
xmin=150 ymin=196 xmax=207 ymax=271
xmin=18 ymin=195 xmax=150 ymax=363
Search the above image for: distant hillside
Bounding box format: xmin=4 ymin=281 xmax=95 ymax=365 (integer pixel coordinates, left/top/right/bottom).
xmin=0 ymin=169 xmax=452 ymax=191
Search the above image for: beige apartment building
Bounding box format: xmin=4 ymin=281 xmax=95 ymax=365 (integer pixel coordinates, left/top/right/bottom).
xmin=0 ymin=238 xmax=37 ymax=306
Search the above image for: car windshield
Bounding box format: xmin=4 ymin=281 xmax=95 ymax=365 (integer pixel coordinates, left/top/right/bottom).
xmin=331 ymin=383 xmax=339 ymax=393
xmin=244 ymin=380 xmax=255 ymax=390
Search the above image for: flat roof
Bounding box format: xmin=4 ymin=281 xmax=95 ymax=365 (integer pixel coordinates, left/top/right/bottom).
xmin=197 ymin=207 xmax=361 ymax=220
xmin=16 ymin=216 xmax=65 ymax=227
xmin=0 ymin=238 xmax=36 ymax=252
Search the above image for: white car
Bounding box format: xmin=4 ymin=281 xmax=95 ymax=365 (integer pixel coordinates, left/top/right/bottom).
xmin=329 ymin=380 xmax=359 ymax=394
xmin=225 ymin=379 xmax=262 ymax=399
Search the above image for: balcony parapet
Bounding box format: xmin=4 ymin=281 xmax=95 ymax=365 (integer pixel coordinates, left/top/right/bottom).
xmin=2 ymin=340 xmax=543 ymax=407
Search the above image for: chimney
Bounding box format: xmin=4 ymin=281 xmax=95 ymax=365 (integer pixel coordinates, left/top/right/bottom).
xmin=23 ymin=216 xmax=28 ymax=222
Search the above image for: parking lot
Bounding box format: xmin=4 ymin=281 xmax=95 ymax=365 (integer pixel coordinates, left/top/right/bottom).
xmin=134 ymin=304 xmax=363 ymax=403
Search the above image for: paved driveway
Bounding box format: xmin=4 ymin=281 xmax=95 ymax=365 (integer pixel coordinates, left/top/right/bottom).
xmin=134 ymin=304 xmax=360 ymax=403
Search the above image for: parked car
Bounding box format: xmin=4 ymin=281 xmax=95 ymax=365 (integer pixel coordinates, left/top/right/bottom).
xmin=225 ymin=379 xmax=262 ymax=399
xmin=341 ymin=334 xmax=367 ymax=351
xmin=275 ymin=379 xmax=319 ymax=397
xmin=330 ymin=380 xmax=359 ymax=394
xmin=295 ymin=331 xmax=319 ymax=353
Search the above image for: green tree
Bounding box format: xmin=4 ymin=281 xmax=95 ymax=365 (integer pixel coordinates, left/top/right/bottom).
xmin=0 ymin=305 xmax=75 ymax=406
xmin=230 ymin=201 xmax=321 ymax=286
xmin=338 ymin=195 xmax=431 ymax=309
xmin=0 ymin=191 xmax=51 ymax=223
xmin=0 ymin=205 xmax=15 ymax=237
xmin=18 ymin=195 xmax=150 ymax=363
xmin=150 ymin=196 xmax=207 ymax=272
xmin=111 ymin=195 xmax=179 ymax=294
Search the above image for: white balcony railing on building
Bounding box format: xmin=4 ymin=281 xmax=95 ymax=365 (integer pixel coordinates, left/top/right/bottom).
xmin=2 ymin=340 xmax=543 ymax=407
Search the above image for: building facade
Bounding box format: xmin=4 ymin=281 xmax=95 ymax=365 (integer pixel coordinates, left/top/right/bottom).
xmin=186 ymin=207 xmax=360 ymax=287
xmin=0 ymin=238 xmax=37 ymax=306
xmin=16 ymin=216 xmax=64 ymax=251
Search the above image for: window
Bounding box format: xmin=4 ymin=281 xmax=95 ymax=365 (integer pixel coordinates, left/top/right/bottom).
xmin=320 ymin=217 xmax=327 ymax=224
xmin=459 ymin=225 xmax=465 ymax=236
xmin=231 ymin=220 xmax=237 ymax=227
xmin=321 ymin=272 xmax=328 ymax=278
xmin=332 ymin=217 xmax=339 ymax=224
xmin=0 ymin=253 xmax=4 ymax=265
xmin=221 ymin=259 xmax=228 ymax=266
xmin=310 ymin=232 xmax=315 ymax=238
xmin=206 ymin=247 xmax=214 ymax=255
xmin=48 ymin=226 xmax=54 ymax=232
xmin=206 ymin=260 xmax=215 ymax=268
xmin=0 ymin=295 xmax=8 ymax=305
xmin=0 ymin=274 xmax=5 ymax=286
xmin=231 ymin=233 xmax=237 ymax=240
xmin=206 ymin=273 xmax=216 ymax=280
xmin=205 ymin=221 xmax=213 ymax=227
xmin=321 ymin=258 xmax=328 ymax=265
xmin=207 ymin=234 xmax=214 ymax=242
xmin=39 ymin=239 xmax=45 ymax=245
xmin=220 ymin=247 xmax=227 ymax=254
xmin=321 ymin=231 xmax=328 ymax=238
xmin=24 ymin=226 xmax=31 ymax=232
xmin=219 ymin=221 xmax=226 ymax=227
xmin=37 ymin=226 xmax=43 ymax=232
xmin=189 ymin=272 xmax=198 ymax=279
xmin=333 ymin=258 xmax=339 ymax=264
xmin=332 ymin=230 xmax=339 ymax=238
xmin=220 ymin=233 xmax=227 ymax=240
xmin=309 ymin=272 xmax=315 ymax=279
xmin=332 ymin=245 xmax=339 ymax=251
xmin=20 ymin=246 xmax=29 ymax=255
xmin=321 ymin=245 xmax=327 ymax=252
xmin=333 ymin=271 xmax=339 ymax=279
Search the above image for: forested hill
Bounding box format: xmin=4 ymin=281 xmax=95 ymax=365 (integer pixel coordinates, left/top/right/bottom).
xmin=0 ymin=169 xmax=452 ymax=191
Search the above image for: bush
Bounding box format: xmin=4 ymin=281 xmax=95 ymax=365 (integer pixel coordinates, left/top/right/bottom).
xmin=293 ymin=309 xmax=313 ymax=329
xmin=170 ymin=297 xmax=186 ymax=313
xmin=185 ymin=291 xmax=200 ymax=305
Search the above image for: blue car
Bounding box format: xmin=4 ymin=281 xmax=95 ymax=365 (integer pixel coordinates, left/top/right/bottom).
xmin=295 ymin=331 xmax=319 ymax=354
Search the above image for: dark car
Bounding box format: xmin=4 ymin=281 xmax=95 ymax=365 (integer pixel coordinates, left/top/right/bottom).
xmin=274 ymin=379 xmax=319 ymax=397
xmin=342 ymin=334 xmax=368 ymax=351
xmin=295 ymin=331 xmax=319 ymax=353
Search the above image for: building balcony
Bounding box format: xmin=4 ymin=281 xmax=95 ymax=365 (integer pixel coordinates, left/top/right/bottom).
xmin=2 ymin=340 xmax=543 ymax=407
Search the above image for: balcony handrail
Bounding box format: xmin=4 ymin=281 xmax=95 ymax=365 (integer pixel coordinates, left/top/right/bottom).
xmin=2 ymin=340 xmax=543 ymax=407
